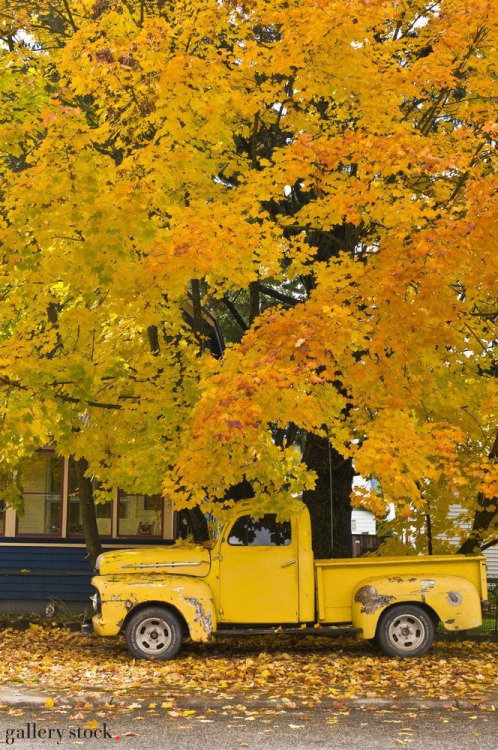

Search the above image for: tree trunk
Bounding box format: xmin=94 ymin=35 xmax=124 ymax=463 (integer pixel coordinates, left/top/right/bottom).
xmin=178 ymin=507 xmax=210 ymax=543
xmin=248 ymin=281 xmax=260 ymax=325
xmin=177 ymin=480 xmax=254 ymax=542
xmin=75 ymin=457 xmax=103 ymax=569
xmin=191 ymin=278 xmax=205 ymax=353
xmin=458 ymin=432 xmax=498 ymax=554
xmin=302 ymin=432 xmax=354 ymax=558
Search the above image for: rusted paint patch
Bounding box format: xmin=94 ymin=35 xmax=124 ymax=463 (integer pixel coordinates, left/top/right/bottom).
xmin=388 ymin=577 xmax=404 ymax=583
xmin=354 ymin=585 xmax=396 ymax=614
xmin=420 ymin=579 xmax=436 ymax=590
xmin=447 ymin=591 xmax=463 ymax=606
xmin=445 ymin=618 xmax=455 ymax=624
xmin=184 ymin=596 xmax=213 ymax=636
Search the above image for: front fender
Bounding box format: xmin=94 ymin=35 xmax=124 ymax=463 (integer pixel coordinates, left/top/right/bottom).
xmin=352 ymin=574 xmax=482 ymax=639
xmin=91 ymin=574 xmax=217 ymax=642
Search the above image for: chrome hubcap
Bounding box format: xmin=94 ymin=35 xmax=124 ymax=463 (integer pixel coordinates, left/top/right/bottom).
xmin=388 ymin=614 xmax=425 ymax=652
xmin=136 ymin=618 xmax=172 ymax=655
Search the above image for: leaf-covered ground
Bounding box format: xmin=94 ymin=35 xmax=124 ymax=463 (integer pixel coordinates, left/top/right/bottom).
xmin=0 ymin=626 xmax=496 ymax=703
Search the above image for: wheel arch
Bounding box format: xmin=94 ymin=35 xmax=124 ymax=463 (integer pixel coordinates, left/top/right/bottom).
xmin=122 ymin=601 xmax=190 ymax=637
xmin=375 ymin=600 xmax=440 ymax=635
xmin=94 ymin=574 xmax=217 ymax=642
xmin=351 ymin=574 xmax=479 ymax=639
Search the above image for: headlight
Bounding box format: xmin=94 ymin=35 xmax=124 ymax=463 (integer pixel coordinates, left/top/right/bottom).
xmin=90 ymin=591 xmax=102 ymax=613
xmin=94 ymin=554 xmax=103 ymax=574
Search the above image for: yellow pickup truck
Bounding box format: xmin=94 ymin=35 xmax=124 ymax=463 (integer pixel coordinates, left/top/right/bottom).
xmin=83 ymin=501 xmax=488 ymax=660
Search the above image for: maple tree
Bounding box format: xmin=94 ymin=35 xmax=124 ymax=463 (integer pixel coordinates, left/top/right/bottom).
xmin=0 ymin=0 xmax=496 ymax=561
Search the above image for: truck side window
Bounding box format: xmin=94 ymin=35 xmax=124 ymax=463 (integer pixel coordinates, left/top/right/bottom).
xmin=228 ymin=514 xmax=291 ymax=546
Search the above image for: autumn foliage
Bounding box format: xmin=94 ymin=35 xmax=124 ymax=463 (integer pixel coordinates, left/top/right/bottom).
xmin=0 ymin=1 xmax=496 ymax=551
xmin=1 ymin=624 xmax=497 ymax=703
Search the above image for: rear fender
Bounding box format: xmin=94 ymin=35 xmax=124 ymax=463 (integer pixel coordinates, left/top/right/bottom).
xmin=92 ymin=574 xmax=216 ymax=642
xmin=352 ymin=574 xmax=482 ymax=639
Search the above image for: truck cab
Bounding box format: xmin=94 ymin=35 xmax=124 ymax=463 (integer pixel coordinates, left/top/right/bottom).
xmin=85 ymin=501 xmax=487 ymax=660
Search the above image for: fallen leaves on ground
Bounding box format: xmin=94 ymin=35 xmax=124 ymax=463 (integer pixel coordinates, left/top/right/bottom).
xmin=0 ymin=626 xmax=496 ymax=704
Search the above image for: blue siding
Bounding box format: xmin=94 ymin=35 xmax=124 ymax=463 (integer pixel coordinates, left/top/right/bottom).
xmin=0 ymin=546 xmax=93 ymax=601
xmin=0 ymin=541 xmax=172 ymax=602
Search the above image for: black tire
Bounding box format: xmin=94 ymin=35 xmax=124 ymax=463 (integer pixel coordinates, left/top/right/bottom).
xmin=126 ymin=606 xmax=183 ymax=661
xmin=376 ymin=604 xmax=434 ymax=658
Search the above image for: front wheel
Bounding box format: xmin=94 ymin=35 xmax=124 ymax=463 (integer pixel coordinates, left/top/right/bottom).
xmin=376 ymin=604 xmax=434 ymax=657
xmin=125 ymin=607 xmax=183 ymax=660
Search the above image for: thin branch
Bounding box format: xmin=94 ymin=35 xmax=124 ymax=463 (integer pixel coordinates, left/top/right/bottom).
xmin=258 ymin=283 xmax=301 ymax=307
xmin=220 ymin=296 xmax=248 ymax=332
xmin=481 ymin=538 xmax=498 ymax=551
xmin=61 ymin=0 xmax=78 ymax=31
xmin=0 ymin=374 xmax=122 ymax=410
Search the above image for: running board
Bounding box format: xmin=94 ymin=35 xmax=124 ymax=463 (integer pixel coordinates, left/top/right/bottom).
xmin=214 ymin=626 xmax=361 ymax=638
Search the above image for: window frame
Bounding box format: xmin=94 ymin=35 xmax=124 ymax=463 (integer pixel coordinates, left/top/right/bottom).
xmin=16 ymin=449 xmax=64 ymax=538
xmin=66 ymin=458 xmax=113 ymax=538
xmin=116 ymin=491 xmax=164 ymax=539
xmin=227 ymin=513 xmax=292 ymax=548
xmin=66 ymin=495 xmax=114 ymax=539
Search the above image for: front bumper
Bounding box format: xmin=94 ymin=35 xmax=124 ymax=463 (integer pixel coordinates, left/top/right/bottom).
xmin=81 ymin=618 xmax=94 ymax=637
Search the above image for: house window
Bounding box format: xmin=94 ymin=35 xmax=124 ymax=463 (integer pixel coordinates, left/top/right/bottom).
xmin=67 ymin=458 xmax=112 ymax=536
xmin=17 ymin=452 xmax=63 ymax=536
xmin=117 ymin=494 xmax=163 ymax=537
xmin=228 ymin=514 xmax=291 ymax=546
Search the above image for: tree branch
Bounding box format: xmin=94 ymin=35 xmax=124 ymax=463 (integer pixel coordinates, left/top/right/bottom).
xmin=0 ymin=374 xmax=123 ymax=410
xmin=258 ymin=283 xmax=301 ymax=307
xmin=220 ymin=295 xmax=248 ymax=331
xmin=248 ymin=281 xmax=260 ymax=325
xmin=61 ymin=0 xmax=78 ymax=31
xmin=481 ymin=538 xmax=498 ymax=552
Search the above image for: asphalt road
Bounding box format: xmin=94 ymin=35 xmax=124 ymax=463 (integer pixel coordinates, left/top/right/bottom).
xmin=0 ymin=707 xmax=495 ymax=749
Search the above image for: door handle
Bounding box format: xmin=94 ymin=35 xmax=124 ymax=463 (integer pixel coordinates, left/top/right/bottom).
xmin=281 ymin=559 xmax=296 ymax=568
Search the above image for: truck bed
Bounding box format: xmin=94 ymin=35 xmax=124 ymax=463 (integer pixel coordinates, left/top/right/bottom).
xmin=315 ymin=554 xmax=487 ymax=623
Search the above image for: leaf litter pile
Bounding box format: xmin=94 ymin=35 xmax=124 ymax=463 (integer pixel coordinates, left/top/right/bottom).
xmin=1 ymin=625 xmax=496 ymax=705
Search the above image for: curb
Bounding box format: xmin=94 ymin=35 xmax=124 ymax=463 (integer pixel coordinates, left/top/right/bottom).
xmin=0 ymin=687 xmax=496 ymax=712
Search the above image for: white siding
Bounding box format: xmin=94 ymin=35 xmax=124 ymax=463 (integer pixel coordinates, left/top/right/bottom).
xmin=351 ymin=509 xmax=376 ymax=535
xmin=484 ymin=545 xmax=498 ymax=578
xmin=441 ymin=505 xmax=498 ymax=579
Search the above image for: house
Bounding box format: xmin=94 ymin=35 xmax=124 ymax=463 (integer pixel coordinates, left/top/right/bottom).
xmin=0 ymin=449 xmax=178 ymax=614
xmin=351 ymin=508 xmax=379 ymax=557
xmin=442 ymin=505 xmax=498 ymax=579
xmin=0 ymin=301 xmax=225 ymax=615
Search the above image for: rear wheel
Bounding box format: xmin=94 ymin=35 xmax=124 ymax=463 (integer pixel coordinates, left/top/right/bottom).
xmin=126 ymin=607 xmax=183 ymax=661
xmin=377 ymin=604 xmax=434 ymax=657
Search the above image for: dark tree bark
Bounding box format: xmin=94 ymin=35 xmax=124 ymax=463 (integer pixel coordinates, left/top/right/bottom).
xmin=75 ymin=456 xmax=103 ymax=569
xmin=248 ymin=281 xmax=260 ymax=325
xmin=190 ymin=278 xmax=205 ymax=353
xmin=178 ymin=506 xmax=210 ymax=543
xmin=302 ymin=432 xmax=354 ymax=558
xmin=458 ymin=432 xmax=498 ymax=554
xmin=425 ymin=512 xmax=434 ymax=555
xmin=178 ymin=479 xmax=254 ymax=542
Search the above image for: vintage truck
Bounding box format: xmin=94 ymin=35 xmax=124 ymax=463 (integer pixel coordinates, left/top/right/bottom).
xmin=82 ymin=500 xmax=488 ymax=660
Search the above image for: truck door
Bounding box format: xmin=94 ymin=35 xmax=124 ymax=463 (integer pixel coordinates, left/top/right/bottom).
xmin=218 ymin=512 xmax=299 ymax=623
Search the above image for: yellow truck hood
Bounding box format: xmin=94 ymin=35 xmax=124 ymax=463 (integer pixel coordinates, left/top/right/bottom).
xmin=96 ymin=545 xmax=210 ymax=577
